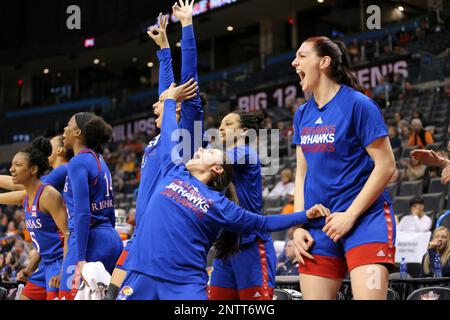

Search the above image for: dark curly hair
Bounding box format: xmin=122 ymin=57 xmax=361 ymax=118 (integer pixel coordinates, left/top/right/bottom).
xmin=20 ymin=136 xmax=52 ymax=177
xmin=74 ymin=112 xmax=112 ymax=154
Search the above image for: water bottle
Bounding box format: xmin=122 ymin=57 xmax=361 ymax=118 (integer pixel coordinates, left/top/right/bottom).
xmin=400 ymin=257 xmax=408 ymax=279
xmin=434 ymin=253 xmax=443 ymax=278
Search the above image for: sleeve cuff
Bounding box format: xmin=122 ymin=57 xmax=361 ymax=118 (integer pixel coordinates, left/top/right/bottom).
xmin=157 ymin=48 xmax=171 ymax=61
xmin=182 ymin=25 xmax=195 ymax=40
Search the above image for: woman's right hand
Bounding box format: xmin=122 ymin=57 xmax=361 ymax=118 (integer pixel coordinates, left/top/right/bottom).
xmin=166 ymin=79 xmax=198 ymax=103
xmin=147 ymin=12 xmax=170 ymax=49
xmin=428 ymin=239 xmax=439 ymax=250
xmin=293 ymin=228 xmax=315 ymax=265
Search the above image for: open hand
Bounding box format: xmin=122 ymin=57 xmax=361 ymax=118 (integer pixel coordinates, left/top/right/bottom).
xmin=147 ymin=12 xmax=170 ymax=49
xmin=166 ymin=79 xmax=198 ymax=103
xmin=172 ymin=0 xmax=194 ymax=26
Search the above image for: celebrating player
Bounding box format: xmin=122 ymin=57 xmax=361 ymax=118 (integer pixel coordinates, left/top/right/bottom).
xmin=0 ymin=137 xmax=69 ymax=299
xmin=291 ymin=36 xmax=396 ymax=300
xmin=62 ymin=112 xmax=123 ymax=297
xmin=106 ymin=0 xmax=204 ymax=299
xmin=208 ymin=110 xmax=278 ymax=300
xmin=117 ymin=80 xmax=330 ymax=300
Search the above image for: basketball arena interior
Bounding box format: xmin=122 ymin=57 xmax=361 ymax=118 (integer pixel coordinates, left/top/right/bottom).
xmin=0 ymin=0 xmax=449 ymax=302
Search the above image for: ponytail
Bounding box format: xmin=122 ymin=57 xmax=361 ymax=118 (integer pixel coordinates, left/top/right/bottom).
xmin=305 ymin=36 xmax=363 ymax=92
xmin=332 ymin=40 xmax=364 ymax=92
xmin=213 ymin=182 xmax=240 ymax=260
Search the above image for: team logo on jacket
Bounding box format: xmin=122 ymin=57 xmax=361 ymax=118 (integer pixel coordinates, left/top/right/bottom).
xmin=161 ymin=180 xmax=213 ymax=218
xmin=300 ymin=125 xmax=336 ymax=153
xmin=117 ymin=286 xmax=134 ymax=300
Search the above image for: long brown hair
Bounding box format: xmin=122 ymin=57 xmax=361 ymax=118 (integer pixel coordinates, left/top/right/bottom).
xmin=423 ymin=226 xmax=450 ymax=275
xmin=210 ymin=152 xmax=240 ymax=260
xmin=305 ymin=36 xmax=363 ymax=92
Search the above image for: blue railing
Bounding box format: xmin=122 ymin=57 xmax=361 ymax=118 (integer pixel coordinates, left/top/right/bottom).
xmin=436 ymin=210 xmax=450 ymax=228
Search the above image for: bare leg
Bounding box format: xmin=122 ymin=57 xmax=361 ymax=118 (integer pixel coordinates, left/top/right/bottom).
xmin=300 ymin=274 xmax=343 ymax=300
xmin=350 ymin=264 xmax=389 ymax=300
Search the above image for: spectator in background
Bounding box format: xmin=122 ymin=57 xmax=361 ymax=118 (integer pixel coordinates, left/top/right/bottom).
xmin=281 ymin=189 xmax=294 ymax=214
xmin=388 ymin=125 xmax=401 ymax=150
xmin=408 ymin=118 xmax=434 ymax=148
xmin=12 ymin=241 xmax=28 ymax=267
xmin=0 ymin=253 xmax=5 ymax=271
xmin=394 ymin=111 xmax=403 ymax=127
xmin=1 ymin=251 xmax=21 ymax=282
xmin=398 ymin=120 xmax=410 ymax=148
xmin=421 ymin=226 xmax=450 ymax=277
xmin=268 ymin=169 xmax=295 ymax=198
xmin=120 ymin=153 xmax=137 ymax=173
xmin=0 ymin=214 xmax=7 ymax=234
xmin=6 ymin=220 xmax=18 ymax=237
xmin=397 ymin=197 xmax=432 ymax=232
xmin=276 ymin=238 xmax=299 ymax=276
xmin=403 ymin=156 xmax=427 ymax=181
xmin=413 ymin=110 xmax=427 ymax=128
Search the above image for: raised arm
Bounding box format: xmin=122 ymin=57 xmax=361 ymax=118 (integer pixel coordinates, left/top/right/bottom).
xmin=160 ymin=80 xmax=198 ymax=170
xmin=0 ymin=175 xmax=24 ymax=191
xmin=147 ymin=13 xmax=174 ymax=95
xmin=173 ymin=0 xmax=204 ymax=160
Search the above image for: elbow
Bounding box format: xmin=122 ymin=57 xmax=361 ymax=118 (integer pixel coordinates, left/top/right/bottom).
xmin=386 ymin=161 xmax=396 ymax=181
xmin=379 ymin=157 xmax=396 ymax=181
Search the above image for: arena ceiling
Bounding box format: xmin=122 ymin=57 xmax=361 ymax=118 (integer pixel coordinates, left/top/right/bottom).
xmin=0 ymin=0 xmax=431 ymax=78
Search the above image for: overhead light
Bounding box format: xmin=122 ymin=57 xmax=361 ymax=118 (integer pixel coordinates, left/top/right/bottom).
xmin=147 ymin=62 xmax=154 ymax=68
xmin=93 ymin=58 xmax=100 ymax=64
xmin=317 ymin=0 xmax=324 ymax=3
xmin=176 ymin=42 xmax=181 ymax=47
xmin=398 ymin=5 xmax=404 ymax=12
xmin=227 ymin=26 xmax=234 ymax=32
xmin=132 ymin=57 xmax=138 ymax=62
xmin=43 ymin=68 xmax=49 ymax=74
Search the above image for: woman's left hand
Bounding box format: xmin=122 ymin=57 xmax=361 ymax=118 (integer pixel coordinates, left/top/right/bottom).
xmin=322 ymin=212 xmax=357 ymax=243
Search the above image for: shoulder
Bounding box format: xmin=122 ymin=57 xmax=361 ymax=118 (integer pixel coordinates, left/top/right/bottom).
xmin=40 ymin=185 xmax=63 ymax=207
xmin=69 ymin=153 xmax=95 ymax=169
xmin=53 ymin=164 xmax=69 ymax=176
xmin=341 ymin=85 xmax=381 ymax=112
xmin=294 ymin=100 xmax=312 ymax=120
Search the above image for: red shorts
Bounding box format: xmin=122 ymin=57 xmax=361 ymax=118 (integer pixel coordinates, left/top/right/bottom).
xmin=22 ymin=282 xmax=58 ymax=300
xmin=299 ymin=202 xmax=396 ymax=278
